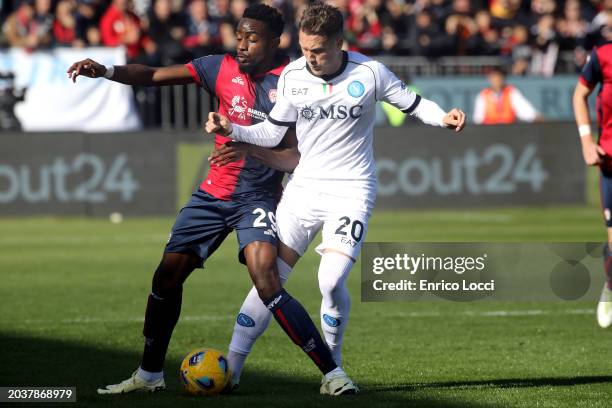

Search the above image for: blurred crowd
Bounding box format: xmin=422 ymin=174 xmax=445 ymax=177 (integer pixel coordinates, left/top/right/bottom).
xmin=1 ymin=0 xmax=611 ymax=72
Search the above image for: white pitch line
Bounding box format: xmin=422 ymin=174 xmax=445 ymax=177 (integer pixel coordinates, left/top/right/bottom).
xmin=5 ymin=308 xmax=594 ymax=326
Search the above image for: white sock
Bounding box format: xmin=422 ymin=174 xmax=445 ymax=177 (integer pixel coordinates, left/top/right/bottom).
xmin=227 ymin=258 xmax=293 ymax=383
xmin=324 ymin=366 xmax=346 ymax=380
xmin=226 ymin=350 xmax=247 ymax=384
xmin=318 ymin=252 xmax=353 ymax=367
xmin=136 ymin=367 xmax=163 ymax=383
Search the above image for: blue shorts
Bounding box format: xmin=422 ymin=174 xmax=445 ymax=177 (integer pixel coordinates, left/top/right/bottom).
xmin=165 ymin=189 xmax=278 ymax=267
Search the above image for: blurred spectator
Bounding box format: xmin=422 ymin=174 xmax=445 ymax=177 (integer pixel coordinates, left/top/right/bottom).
xmin=473 ymin=67 xmax=541 ymax=125
xmin=229 ymin=0 xmax=248 ymax=26
xmin=32 ymin=0 xmax=54 ymax=48
xmin=379 ymin=0 xmax=409 ymax=55
xmin=209 ymin=0 xmax=232 ymax=22
xmin=147 ymin=0 xmax=187 ymax=64
xmin=444 ymin=0 xmax=477 ymax=55
xmin=0 ymin=0 xmax=609 ymax=75
xmin=408 ymin=9 xmax=452 ymax=57
xmin=75 ymin=0 xmax=104 ymax=46
xmin=3 ymin=1 xmax=36 ymax=48
xmin=472 ymin=10 xmax=501 ymax=56
xmin=53 ymin=0 xmax=85 ymax=47
xmin=346 ymin=0 xmax=383 ymax=53
xmin=557 ymin=0 xmax=588 ymax=50
xmin=530 ymin=13 xmax=558 ymax=76
xmin=489 ymin=0 xmax=525 ymax=29
xmin=100 ymin=0 xmax=155 ymax=61
xmin=4 ymin=0 xmax=52 ymax=50
xmin=183 ymin=0 xmax=219 ymax=58
xmin=509 ymin=25 xmax=531 ymax=75
xmin=133 ymin=0 xmax=152 ymax=18
xmin=218 ymin=19 xmax=235 ymax=53
xmin=529 ymin=0 xmax=556 ymax=23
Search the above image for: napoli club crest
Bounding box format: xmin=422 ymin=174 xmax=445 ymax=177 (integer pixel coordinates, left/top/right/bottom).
xmin=348 ymin=81 xmax=365 ymax=98
xmin=268 ymin=89 xmax=277 ymax=103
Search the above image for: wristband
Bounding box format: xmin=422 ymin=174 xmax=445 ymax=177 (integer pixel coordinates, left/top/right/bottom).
xmin=578 ymin=124 xmax=591 ymax=138
xmin=103 ymin=65 xmax=115 ymax=79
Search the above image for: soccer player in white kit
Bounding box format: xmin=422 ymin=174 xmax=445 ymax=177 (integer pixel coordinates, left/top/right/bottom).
xmin=206 ymin=2 xmax=466 ymax=394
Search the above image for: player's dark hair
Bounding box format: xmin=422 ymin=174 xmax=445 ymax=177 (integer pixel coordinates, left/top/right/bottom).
xmin=242 ymin=3 xmax=284 ymax=38
xmin=299 ymin=2 xmax=343 ymax=38
xmin=489 ymin=66 xmax=507 ymax=76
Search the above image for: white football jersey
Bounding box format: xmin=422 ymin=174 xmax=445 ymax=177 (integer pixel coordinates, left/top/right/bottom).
xmin=268 ymin=51 xmax=421 ymax=198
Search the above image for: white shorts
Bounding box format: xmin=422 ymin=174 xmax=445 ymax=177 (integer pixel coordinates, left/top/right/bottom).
xmin=276 ymin=181 xmax=374 ymax=260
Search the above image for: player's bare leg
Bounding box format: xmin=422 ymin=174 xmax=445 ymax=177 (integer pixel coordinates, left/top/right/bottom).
xmin=98 ymin=252 xmax=200 ymax=394
xmin=598 ymin=230 xmax=612 ymax=328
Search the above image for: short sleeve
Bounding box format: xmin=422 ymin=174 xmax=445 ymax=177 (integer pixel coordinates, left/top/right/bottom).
xmin=268 ymin=68 xmax=298 ymax=127
xmin=187 ymin=54 xmax=224 ymax=94
xmin=579 ymin=49 xmax=602 ymax=89
xmin=375 ymin=61 xmax=421 ymax=114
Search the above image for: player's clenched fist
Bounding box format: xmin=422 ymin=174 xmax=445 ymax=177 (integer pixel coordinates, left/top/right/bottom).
xmin=442 ymin=108 xmax=466 ymax=132
xmin=205 ymin=112 xmax=233 ymax=136
xmin=581 ymin=136 xmax=606 ymax=166
xmin=67 ymin=58 xmax=106 ymax=83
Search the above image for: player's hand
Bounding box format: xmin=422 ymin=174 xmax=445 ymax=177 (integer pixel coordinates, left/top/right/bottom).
xmin=67 ymin=58 xmax=105 ymax=83
xmin=442 ymin=108 xmax=466 ymax=132
xmin=205 ymin=112 xmax=233 ymax=136
xmin=581 ymin=136 xmax=606 ymax=166
xmin=209 ymin=141 xmax=249 ymax=167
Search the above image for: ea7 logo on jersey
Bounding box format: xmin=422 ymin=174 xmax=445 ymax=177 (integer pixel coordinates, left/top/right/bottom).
xmin=228 ymin=95 xmax=248 ymax=120
xmin=300 ymin=104 xmax=363 ymax=121
xmin=291 ymin=88 xmax=308 ymax=96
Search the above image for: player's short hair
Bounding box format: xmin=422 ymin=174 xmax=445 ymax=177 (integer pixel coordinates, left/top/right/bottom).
xmin=299 ymin=2 xmax=343 ymax=38
xmin=242 ymin=3 xmax=284 ymax=38
xmin=489 ymin=66 xmax=507 ymax=76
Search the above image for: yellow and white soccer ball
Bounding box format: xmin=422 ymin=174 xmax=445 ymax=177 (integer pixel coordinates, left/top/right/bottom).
xmin=180 ymin=348 xmax=231 ymax=396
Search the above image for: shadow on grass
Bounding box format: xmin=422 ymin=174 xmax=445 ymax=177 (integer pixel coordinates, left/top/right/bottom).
xmin=0 ymin=331 xmax=577 ymax=408
xmin=369 ymin=376 xmax=612 ymax=393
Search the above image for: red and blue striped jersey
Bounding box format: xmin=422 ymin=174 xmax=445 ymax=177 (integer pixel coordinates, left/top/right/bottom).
xmin=185 ymin=54 xmax=287 ymax=201
xmin=580 ymin=42 xmax=612 ymax=155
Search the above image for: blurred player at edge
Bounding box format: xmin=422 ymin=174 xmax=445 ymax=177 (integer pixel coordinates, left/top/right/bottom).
xmin=67 ymin=3 xmax=355 ymax=396
xmin=573 ymin=8 xmax=612 ymax=329
xmin=206 ymin=1 xmax=466 ymax=394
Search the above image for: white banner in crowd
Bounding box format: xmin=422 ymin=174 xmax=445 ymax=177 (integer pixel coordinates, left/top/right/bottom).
xmin=0 ymin=47 xmax=141 ymax=132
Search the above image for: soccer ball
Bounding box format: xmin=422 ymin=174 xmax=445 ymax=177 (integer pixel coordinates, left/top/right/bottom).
xmin=179 ymin=348 xmax=231 ymax=396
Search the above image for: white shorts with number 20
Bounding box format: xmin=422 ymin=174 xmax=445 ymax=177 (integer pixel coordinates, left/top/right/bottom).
xmin=275 ymin=179 xmax=375 ymax=260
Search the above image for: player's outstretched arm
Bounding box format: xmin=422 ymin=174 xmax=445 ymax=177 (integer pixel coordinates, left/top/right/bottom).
xmin=209 ymin=129 xmax=300 ymax=173
xmin=410 ymin=97 xmax=466 ymax=132
xmin=67 ymin=58 xmax=194 ymax=86
xmin=205 ymin=112 xmax=289 ymax=148
xmin=573 ymin=81 xmax=604 ymax=166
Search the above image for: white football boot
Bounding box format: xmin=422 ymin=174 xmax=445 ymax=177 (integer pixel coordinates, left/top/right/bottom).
xmin=597 ymin=284 xmax=612 ymax=328
xmin=97 ymin=371 xmax=166 ymax=394
xmin=320 ymin=372 xmax=359 ymax=396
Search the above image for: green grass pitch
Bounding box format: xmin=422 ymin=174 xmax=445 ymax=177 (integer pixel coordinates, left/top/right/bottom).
xmin=0 ymin=168 xmax=611 ymax=407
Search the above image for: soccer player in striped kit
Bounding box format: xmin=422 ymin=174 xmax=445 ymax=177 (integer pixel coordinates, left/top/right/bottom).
xmin=574 ymin=11 xmax=612 ymax=328
xmin=68 ymin=3 xmax=354 ymax=395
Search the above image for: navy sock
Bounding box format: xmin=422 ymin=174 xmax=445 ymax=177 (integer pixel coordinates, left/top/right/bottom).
xmin=604 ymin=246 xmax=612 ymax=290
xmin=264 ymin=289 xmax=338 ymax=375
xmin=140 ymin=290 xmax=182 ymax=372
